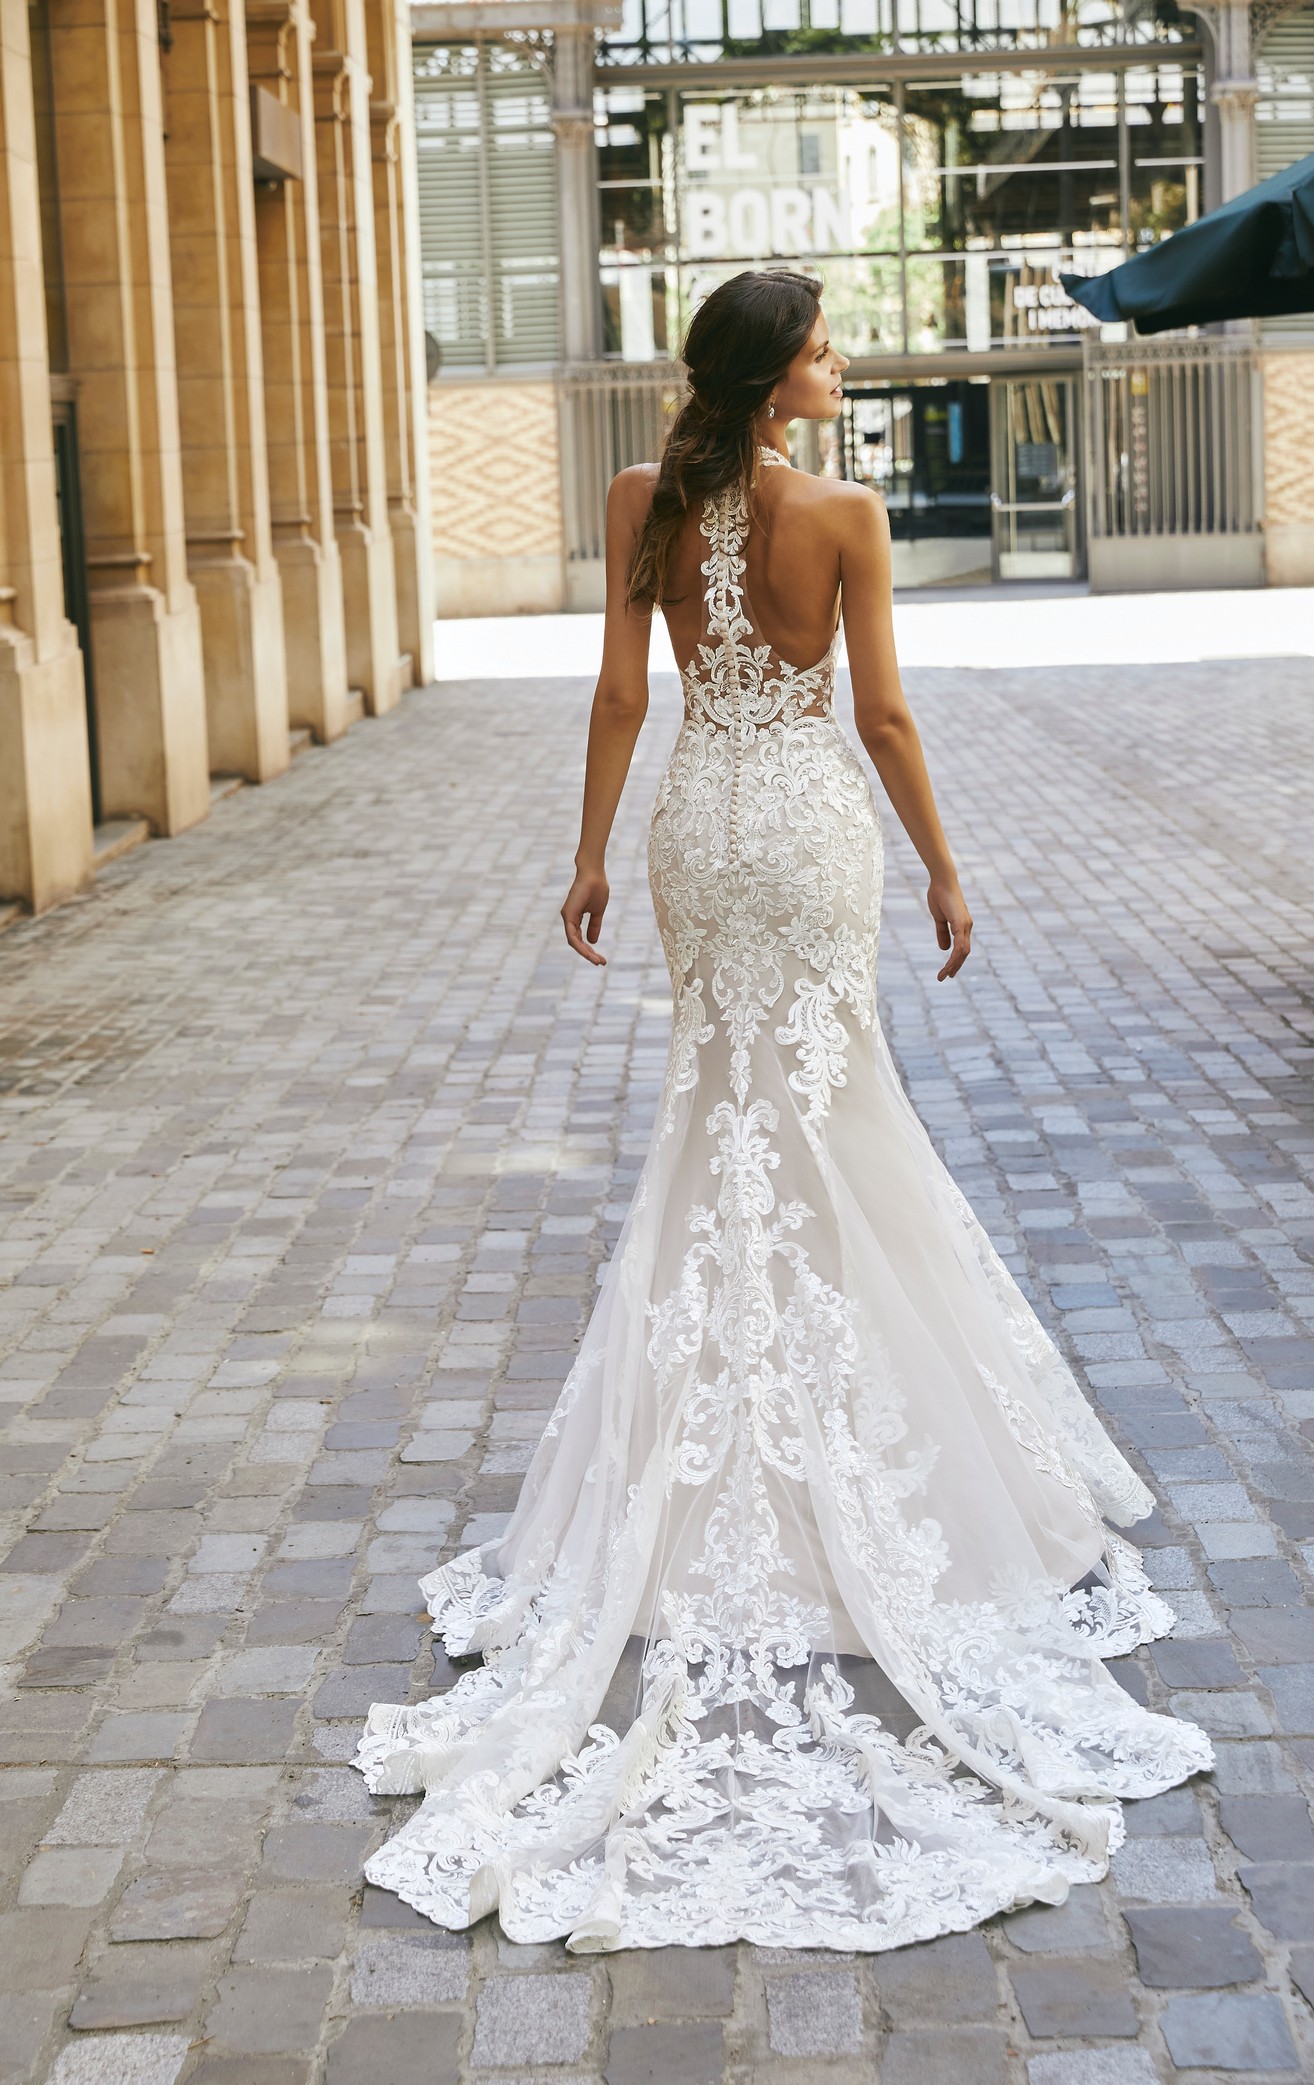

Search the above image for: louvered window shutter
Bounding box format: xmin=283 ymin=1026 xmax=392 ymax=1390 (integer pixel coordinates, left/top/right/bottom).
xmin=413 ymin=43 xmax=561 ymax=372
xmin=1256 ymin=9 xmax=1314 ymax=334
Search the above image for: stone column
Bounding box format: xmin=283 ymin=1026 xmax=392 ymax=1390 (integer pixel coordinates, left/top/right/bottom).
xmin=552 ymin=23 xmax=601 ymax=364
xmin=310 ymin=0 xmax=399 ymax=713
xmin=1206 ymin=0 xmax=1258 ymax=203
xmin=48 ymin=0 xmax=211 ymax=837
xmin=247 ymin=0 xmax=349 ymax=740
xmin=165 ymin=0 xmax=290 ymax=781
xmin=0 ymin=0 xmax=93 ymax=909
xmin=365 ymin=0 xmax=433 ymax=688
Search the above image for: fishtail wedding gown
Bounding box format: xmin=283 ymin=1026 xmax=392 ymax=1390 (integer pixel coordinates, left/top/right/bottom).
xmin=355 ymin=451 xmax=1211 ymax=1951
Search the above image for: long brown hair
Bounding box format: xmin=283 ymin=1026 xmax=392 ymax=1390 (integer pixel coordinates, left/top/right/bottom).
xmin=626 ymin=269 xmax=822 ymax=609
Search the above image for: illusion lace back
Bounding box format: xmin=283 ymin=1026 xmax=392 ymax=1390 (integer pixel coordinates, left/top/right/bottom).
xmin=355 ymin=453 xmax=1211 ymax=1951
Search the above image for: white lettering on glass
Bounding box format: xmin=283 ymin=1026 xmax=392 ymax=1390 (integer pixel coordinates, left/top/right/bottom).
xmin=770 ymin=187 xmax=812 ymax=253
xmin=721 ymin=103 xmax=758 ymax=170
xmin=729 ymin=187 xmax=771 ymax=252
xmin=686 ymin=190 xmax=728 ymax=256
xmin=684 ymin=105 xmax=721 ymax=172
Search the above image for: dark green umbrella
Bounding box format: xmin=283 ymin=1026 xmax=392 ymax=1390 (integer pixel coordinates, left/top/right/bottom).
xmin=1060 ymin=150 xmax=1314 ymax=335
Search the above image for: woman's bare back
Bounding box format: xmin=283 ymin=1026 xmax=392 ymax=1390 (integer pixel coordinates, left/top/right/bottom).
xmin=628 ymin=458 xmax=875 ymax=674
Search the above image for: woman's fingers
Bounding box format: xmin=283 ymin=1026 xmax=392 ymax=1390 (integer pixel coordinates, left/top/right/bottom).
xmin=562 ymin=889 xmax=608 ymax=965
xmin=936 ymin=914 xmax=972 ymax=981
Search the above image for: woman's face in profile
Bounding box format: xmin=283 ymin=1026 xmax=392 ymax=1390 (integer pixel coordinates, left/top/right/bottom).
xmin=773 ymin=310 xmax=850 ymax=424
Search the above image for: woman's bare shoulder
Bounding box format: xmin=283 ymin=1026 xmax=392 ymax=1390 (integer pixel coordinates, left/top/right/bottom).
xmin=608 ymin=462 xmax=659 ymax=522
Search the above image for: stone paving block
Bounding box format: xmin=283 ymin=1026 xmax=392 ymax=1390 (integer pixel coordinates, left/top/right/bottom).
xmin=1120 ymin=1787 xmax=1203 ymax=1838
xmin=0 ymin=1989 xmax=62 ymax=2083
xmin=603 ymin=2023 xmax=724 ymax=2085
xmin=358 ymin=1884 xmax=435 ymax=1930
xmin=0 ymin=1908 xmax=94 ymax=1990
xmin=259 ymin=1822 xmax=374 ymax=1883
xmin=1231 ymin=1607 xmax=1314 ymax=1663
xmin=1260 ymin=1663 xmax=1314 ymax=1734
xmin=349 ymin=1931 xmax=469 ymax=2006
xmin=470 ymin=1972 xmax=593 ymax=2066
xmin=1123 ymin=1906 xmax=1264 ymax=1987
xmin=325 ymin=2015 xmax=461 ymax=2085
xmin=1170 ymin=1688 xmax=1271 ymax=1737
xmin=1159 ymin=1991 xmax=1300 ymax=2072
xmin=204 ymin=1966 xmax=335 ymax=2056
xmin=110 ymin=1867 xmax=245 ymax=1941
xmin=69 ymin=1941 xmax=216 ymax=2028
xmin=18 ymin=1848 xmax=121 ymax=1906
xmin=312 ymin=1667 xmax=409 ymax=1719
xmin=342 ymin=1614 xmax=424 ymax=1664
xmin=1211 ymin=1741 xmax=1298 ymax=1794
xmin=233 ymin=1887 xmax=351 ymax=1964
xmin=881 ymin=2027 xmax=1010 ymax=2085
xmin=1010 ymin=1959 xmax=1139 ymax=2037
xmin=86 ymin=1715 xmax=193 ymax=1765
xmin=1003 ymin=1883 xmax=1112 ymax=1954
xmin=137 ymin=1618 xmax=227 ymax=1663
xmin=212 ymin=1649 xmax=318 ymax=1697
xmin=607 ymin=1946 xmax=736 ymax=2024
xmin=1219 ymin=1793 xmax=1314 ymax=1863
xmin=1236 ymin=1861 xmax=1314 ymax=1941
xmin=21 ymin=1649 xmax=115 ymax=1689
xmin=1109 ymin=1836 xmax=1222 ymax=1904
xmin=47 ymin=2033 xmax=190 ymax=2085
xmin=245 ymin=1601 xmax=345 ymax=1646
xmin=765 ymin=1968 xmax=863 ymax=2056
xmin=1026 ymin=2054 xmax=1158 ymax=2085
xmin=1151 ymin=1638 xmax=1247 ymax=1688
xmin=43 ymin=1770 xmax=161 ymax=1846
xmin=870 ymin=1931 xmax=998 ymax=2019
xmin=190 ymin=1700 xmax=300 ymax=1764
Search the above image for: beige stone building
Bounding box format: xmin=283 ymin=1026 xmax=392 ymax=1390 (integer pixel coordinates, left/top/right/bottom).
xmin=1 ymin=0 xmax=433 ymax=917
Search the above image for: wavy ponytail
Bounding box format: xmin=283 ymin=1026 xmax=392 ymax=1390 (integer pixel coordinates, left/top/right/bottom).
xmin=626 ymin=269 xmax=822 ymax=609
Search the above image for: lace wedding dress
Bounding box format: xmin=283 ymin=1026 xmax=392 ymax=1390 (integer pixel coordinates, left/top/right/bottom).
xmin=355 ymin=451 xmax=1211 ymax=1952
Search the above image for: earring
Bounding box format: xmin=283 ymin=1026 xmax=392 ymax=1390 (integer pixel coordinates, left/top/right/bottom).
xmin=767 ymin=401 xmax=776 ymax=419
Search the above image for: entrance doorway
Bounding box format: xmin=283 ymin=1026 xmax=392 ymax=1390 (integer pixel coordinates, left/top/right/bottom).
xmin=989 ymin=376 xmax=1083 ymax=582
xmin=840 ymin=381 xmax=991 ymax=588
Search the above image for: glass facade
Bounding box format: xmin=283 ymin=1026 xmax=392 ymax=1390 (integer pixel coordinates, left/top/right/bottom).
xmin=597 ymin=63 xmax=1202 ymax=360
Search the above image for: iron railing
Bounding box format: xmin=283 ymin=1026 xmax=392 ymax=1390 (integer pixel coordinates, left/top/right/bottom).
xmin=558 ymin=361 xmax=688 ymax=566
xmin=1082 ymin=333 xmax=1261 ymax=544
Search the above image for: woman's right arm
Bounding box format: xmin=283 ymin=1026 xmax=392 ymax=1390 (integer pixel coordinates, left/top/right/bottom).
xmin=560 ymin=468 xmax=655 ymax=967
xmin=837 ymin=487 xmax=974 ymax=982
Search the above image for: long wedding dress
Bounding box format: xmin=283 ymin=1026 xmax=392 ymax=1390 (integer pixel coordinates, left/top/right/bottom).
xmin=355 ymin=451 xmax=1211 ymax=1951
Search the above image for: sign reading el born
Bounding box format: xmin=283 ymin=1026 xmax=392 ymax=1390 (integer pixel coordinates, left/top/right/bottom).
xmin=681 ymin=102 xmax=857 ymax=259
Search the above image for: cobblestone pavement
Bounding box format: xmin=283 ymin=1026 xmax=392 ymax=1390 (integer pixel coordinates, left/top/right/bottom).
xmin=2 ymin=653 xmax=1314 ymax=2085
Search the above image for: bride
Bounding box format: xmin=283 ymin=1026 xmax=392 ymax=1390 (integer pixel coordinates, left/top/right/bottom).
xmin=356 ymin=269 xmax=1211 ymax=1952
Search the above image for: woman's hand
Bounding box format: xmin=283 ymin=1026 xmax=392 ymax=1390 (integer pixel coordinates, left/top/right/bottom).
xmin=562 ymin=867 xmax=610 ymax=966
xmin=928 ymin=876 xmax=973 ymax=981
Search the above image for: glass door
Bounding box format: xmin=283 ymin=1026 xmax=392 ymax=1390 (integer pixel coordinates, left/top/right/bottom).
xmin=989 ymin=376 xmax=1083 ymax=581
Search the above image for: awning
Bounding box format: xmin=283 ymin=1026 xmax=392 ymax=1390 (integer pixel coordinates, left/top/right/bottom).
xmin=1060 ymin=151 xmax=1314 ymax=336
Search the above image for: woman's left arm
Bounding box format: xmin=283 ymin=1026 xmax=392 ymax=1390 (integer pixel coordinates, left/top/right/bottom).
xmin=560 ymin=468 xmax=654 ymax=967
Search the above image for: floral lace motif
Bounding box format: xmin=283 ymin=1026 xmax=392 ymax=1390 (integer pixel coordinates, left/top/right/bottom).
xmin=355 ymin=454 xmax=1211 ymax=1952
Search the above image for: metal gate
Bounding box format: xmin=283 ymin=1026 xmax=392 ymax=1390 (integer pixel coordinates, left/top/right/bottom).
xmin=1082 ymin=335 xmax=1263 ymax=591
xmin=558 ymin=362 xmax=688 ymax=607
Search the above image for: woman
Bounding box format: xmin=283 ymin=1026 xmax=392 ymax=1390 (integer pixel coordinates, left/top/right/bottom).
xmin=357 ymin=270 xmax=1211 ymax=1952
